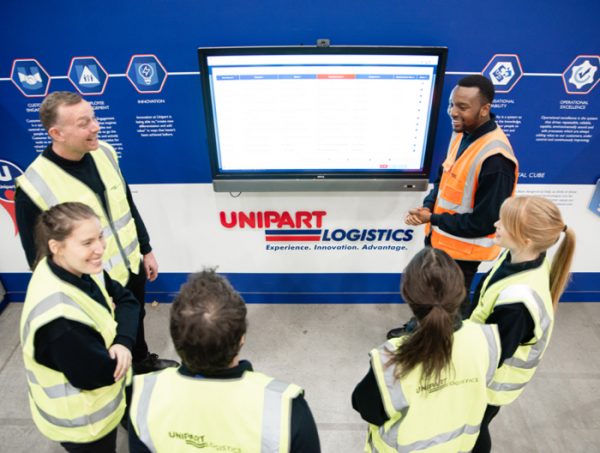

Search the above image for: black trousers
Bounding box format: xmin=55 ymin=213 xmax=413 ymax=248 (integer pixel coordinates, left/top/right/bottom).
xmin=472 ymin=404 xmax=501 ymax=453
xmin=125 ymin=263 xmax=149 ymax=362
xmin=61 ymin=428 xmax=117 ymax=453
xmin=455 ymin=259 xmax=480 ymax=319
xmin=424 ymin=235 xmax=480 ymax=318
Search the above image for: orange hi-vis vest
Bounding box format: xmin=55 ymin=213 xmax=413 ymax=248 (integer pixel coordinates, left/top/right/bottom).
xmin=425 ymin=127 xmax=518 ymax=262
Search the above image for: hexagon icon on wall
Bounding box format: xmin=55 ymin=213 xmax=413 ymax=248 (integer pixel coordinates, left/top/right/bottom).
xmin=126 ymin=54 xmax=168 ymax=94
xmin=68 ymin=57 xmax=109 ymax=95
xmin=10 ymin=59 xmax=51 ymax=97
xmin=482 ymin=54 xmax=523 ymax=94
xmin=562 ymin=55 xmax=599 ymax=95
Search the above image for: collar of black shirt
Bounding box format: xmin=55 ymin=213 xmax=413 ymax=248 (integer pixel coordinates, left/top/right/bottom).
xmin=178 ymin=359 xmax=254 ymax=379
xmin=503 ymin=251 xmax=546 ymax=272
xmin=462 ymin=113 xmax=498 ymax=143
xmin=46 ymin=257 xmax=112 ymax=315
xmin=43 ymin=144 xmax=92 ymax=168
xmin=47 ymin=256 xmax=97 ymax=292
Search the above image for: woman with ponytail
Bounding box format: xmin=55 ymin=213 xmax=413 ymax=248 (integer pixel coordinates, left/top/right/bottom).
xmin=352 ymin=247 xmax=501 ymax=453
xmin=20 ymin=202 xmax=140 ymax=452
xmin=470 ymin=195 xmax=576 ymax=453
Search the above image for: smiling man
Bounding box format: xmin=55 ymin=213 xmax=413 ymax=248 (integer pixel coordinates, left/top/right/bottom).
xmin=15 ymin=91 xmax=178 ymax=374
xmin=399 ymin=75 xmax=519 ymax=322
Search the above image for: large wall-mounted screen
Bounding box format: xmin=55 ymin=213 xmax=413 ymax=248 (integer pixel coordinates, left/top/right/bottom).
xmin=198 ymin=46 xmax=448 ymax=192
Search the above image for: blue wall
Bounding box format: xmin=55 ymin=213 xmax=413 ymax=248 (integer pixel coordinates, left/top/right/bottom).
xmin=1 ymin=0 xmax=598 ymax=305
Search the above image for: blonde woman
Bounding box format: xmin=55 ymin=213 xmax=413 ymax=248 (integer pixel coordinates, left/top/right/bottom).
xmin=469 ymin=196 xmax=576 ymax=452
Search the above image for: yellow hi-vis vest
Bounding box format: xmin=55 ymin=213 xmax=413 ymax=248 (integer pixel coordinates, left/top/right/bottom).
xmin=130 ymin=367 xmax=303 ymax=453
xmin=425 ymin=127 xmax=518 ymax=262
xmin=470 ymin=250 xmax=554 ymax=406
xmin=367 ymin=321 xmax=500 ymax=453
xmin=16 ymin=141 xmax=141 ymax=285
xmin=19 ymin=257 xmax=130 ymax=443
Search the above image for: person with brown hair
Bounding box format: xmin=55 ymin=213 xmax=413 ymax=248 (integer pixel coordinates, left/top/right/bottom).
xmin=20 ymin=202 xmax=140 ymax=452
xmin=470 ymin=195 xmax=576 ymax=452
xmin=16 ymin=91 xmax=177 ymax=374
xmin=352 ymin=247 xmax=501 ymax=452
xmin=128 ymin=270 xmax=321 ymax=452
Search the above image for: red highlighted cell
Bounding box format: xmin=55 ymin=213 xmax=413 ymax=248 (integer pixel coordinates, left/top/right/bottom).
xmin=317 ymin=74 xmax=356 ymax=79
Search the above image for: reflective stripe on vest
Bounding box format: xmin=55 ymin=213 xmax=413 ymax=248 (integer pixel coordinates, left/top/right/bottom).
xmin=134 ymin=370 xmax=298 ymax=452
xmin=93 ymin=143 xmax=134 ymax=275
xmin=481 ymin=324 xmax=500 ymax=385
xmin=488 ymin=285 xmax=552 ymax=392
xmin=20 ymin=258 xmax=126 ymax=442
xmin=427 ymin=128 xmax=518 ymax=262
xmin=262 ymin=379 xmax=293 ymax=452
xmin=381 ymin=341 xmax=409 ymax=416
xmin=436 ymin=139 xmax=515 ymax=214
xmin=470 ymin=252 xmax=553 ymax=405
xmin=430 ymin=225 xmax=496 ymax=248
xmin=98 ymin=142 xmax=123 ymax=181
xmin=21 ymin=291 xmax=101 ymax=402
xmin=376 ymin=423 xmax=482 ymax=453
xmin=368 ymin=322 xmax=499 ymax=453
xmin=103 ymin=211 xmax=134 ymax=240
xmin=104 ymin=236 xmax=139 ymax=275
xmin=25 ymin=368 xmax=81 ymax=398
xmin=21 ymin=291 xmax=91 ymax=347
xmin=16 ymin=141 xmax=140 ymax=284
xmin=32 ymin=379 xmax=126 ymax=428
xmin=22 ymin=165 xmax=59 ymax=208
xmin=25 ymin=367 xmax=80 ymax=399
xmin=376 ymin=327 xmax=500 ymax=451
xmin=135 ymin=373 xmax=159 ymax=452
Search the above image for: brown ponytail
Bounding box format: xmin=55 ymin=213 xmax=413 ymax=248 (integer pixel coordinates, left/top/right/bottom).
xmin=33 ymin=202 xmax=99 ymax=269
xmin=390 ymin=247 xmax=465 ymax=383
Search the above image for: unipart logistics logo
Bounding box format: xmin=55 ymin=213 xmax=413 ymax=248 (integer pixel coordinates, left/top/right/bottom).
xmin=219 ymin=210 xmax=414 ymax=252
xmin=0 ymin=159 xmax=24 ymax=236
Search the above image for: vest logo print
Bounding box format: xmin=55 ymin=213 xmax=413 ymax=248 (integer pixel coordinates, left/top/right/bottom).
xmin=168 ymin=431 xmax=240 ymax=452
xmin=168 ymin=431 xmax=207 ymax=449
xmin=416 ymin=377 xmax=480 ymax=395
xmin=220 ymin=210 xmax=414 ymax=252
